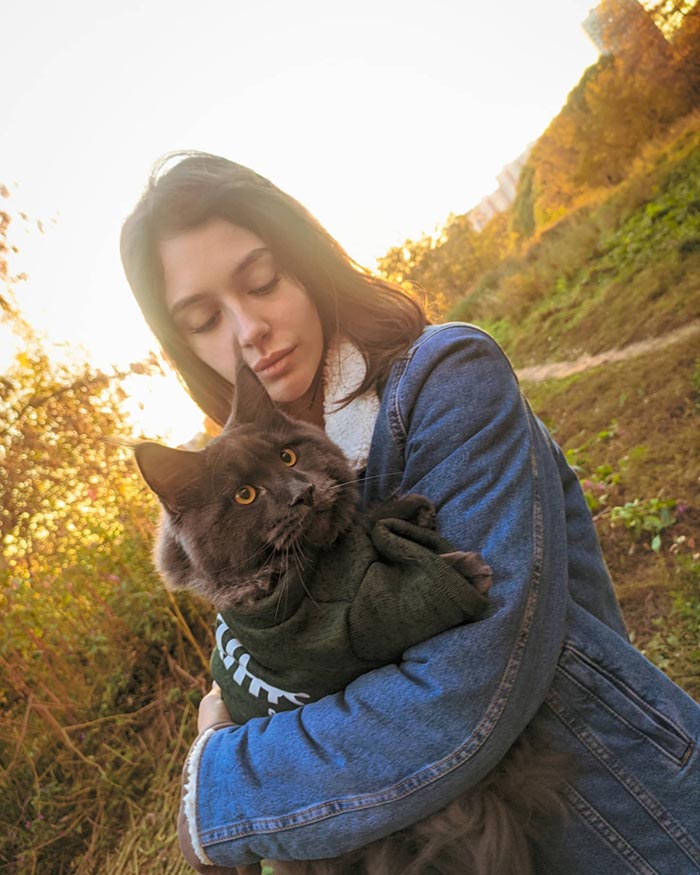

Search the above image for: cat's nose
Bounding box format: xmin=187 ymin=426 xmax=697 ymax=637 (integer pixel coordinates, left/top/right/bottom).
xmin=289 ymin=483 xmax=314 ymax=508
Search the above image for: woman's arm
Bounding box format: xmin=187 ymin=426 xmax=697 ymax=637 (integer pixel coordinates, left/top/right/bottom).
xmin=179 ymin=325 xmax=573 ymax=869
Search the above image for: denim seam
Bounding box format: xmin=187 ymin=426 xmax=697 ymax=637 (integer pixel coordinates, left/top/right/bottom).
xmin=388 ymin=353 xmax=410 ymax=450
xmin=562 ymin=644 xmax=693 ymax=758
xmin=561 ymin=783 xmax=661 ymax=875
xmin=557 ymin=659 xmax=690 ymax=766
xmin=545 ymin=688 xmax=700 ymax=868
xmin=200 ymin=336 xmax=547 ymax=848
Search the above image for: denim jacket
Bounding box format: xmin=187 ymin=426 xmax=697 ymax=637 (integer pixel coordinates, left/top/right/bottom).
xmin=179 ymin=324 xmax=700 ymax=874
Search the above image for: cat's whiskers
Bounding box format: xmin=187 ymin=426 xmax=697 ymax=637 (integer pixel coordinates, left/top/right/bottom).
xmin=328 ymin=471 xmax=404 ymax=491
xmin=271 ymin=549 xmax=288 ymax=620
xmin=290 ymin=540 xmax=319 ymax=608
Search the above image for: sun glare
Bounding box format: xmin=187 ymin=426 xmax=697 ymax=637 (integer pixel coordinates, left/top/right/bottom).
xmin=120 ymin=372 xmax=205 ymax=446
xmin=2 ymin=1 xmax=602 ymax=444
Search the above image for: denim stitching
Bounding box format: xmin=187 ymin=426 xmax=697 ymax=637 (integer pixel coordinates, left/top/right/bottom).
xmin=200 ymin=333 xmax=547 ymax=847
xmin=387 ymin=353 xmax=410 ymax=450
xmin=558 ymin=648 xmax=691 ymax=765
xmin=562 ymin=783 xmax=661 ymax=875
xmin=563 ymin=644 xmax=693 ymax=758
xmin=545 ymin=687 xmax=700 ymax=868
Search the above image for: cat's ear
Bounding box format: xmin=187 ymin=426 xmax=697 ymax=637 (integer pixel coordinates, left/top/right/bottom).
xmin=134 ymin=442 xmax=204 ymax=514
xmin=225 ymin=362 xmax=277 ymax=431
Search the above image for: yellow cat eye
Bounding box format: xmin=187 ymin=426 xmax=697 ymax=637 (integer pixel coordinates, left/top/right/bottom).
xmin=280 ymin=447 xmax=298 ymax=467
xmin=234 ymin=485 xmax=257 ymax=505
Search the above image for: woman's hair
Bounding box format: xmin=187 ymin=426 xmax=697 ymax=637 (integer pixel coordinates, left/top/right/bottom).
xmin=120 ymin=151 xmax=427 ymax=425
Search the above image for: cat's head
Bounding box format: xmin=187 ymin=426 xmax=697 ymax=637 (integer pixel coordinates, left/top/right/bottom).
xmin=134 ymin=365 xmax=359 ymax=609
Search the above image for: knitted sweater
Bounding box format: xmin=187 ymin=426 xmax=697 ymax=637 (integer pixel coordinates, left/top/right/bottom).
xmin=212 ymin=512 xmax=489 ymax=722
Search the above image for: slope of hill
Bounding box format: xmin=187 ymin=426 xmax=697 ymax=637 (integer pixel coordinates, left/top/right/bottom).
xmin=449 ymin=112 xmax=700 ymax=366
xmin=521 ymin=328 xmax=700 ymax=697
xmin=436 ymin=113 xmax=700 ymax=698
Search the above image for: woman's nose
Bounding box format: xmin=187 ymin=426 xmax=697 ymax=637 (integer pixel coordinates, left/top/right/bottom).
xmin=228 ymin=302 xmax=269 ymax=348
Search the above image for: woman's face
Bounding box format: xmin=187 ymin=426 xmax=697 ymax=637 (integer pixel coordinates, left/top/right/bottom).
xmin=159 ymin=220 xmax=325 ymax=416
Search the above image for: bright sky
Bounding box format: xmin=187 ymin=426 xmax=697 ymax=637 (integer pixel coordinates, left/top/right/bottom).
xmin=2 ymin=0 xmax=598 ymax=442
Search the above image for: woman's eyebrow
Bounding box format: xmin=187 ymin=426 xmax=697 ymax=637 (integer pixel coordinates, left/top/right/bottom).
xmin=233 ymin=247 xmax=269 ymax=275
xmin=169 ymin=248 xmax=270 ymax=317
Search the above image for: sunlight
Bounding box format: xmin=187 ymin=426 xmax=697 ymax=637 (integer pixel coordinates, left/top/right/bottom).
xmin=2 ymin=0 xmax=600 ymax=445
xmin=120 ymin=371 xmax=205 ymax=445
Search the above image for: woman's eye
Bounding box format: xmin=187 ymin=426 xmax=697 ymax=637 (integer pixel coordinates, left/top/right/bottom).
xmin=249 ymin=275 xmax=280 ymax=296
xmin=234 ymin=485 xmax=257 ymax=505
xmin=188 ymin=312 xmax=219 ymax=335
xmin=280 ymin=448 xmax=298 ymax=467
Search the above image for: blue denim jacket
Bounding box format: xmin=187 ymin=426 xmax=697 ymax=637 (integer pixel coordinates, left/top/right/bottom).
xmin=180 ymin=324 xmax=700 ymax=874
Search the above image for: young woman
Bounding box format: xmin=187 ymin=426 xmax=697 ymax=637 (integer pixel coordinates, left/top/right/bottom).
xmin=121 ymin=152 xmax=700 ymax=874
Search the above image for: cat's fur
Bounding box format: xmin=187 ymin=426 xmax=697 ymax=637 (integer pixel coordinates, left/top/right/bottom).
xmin=135 ymin=365 xmax=569 ymax=875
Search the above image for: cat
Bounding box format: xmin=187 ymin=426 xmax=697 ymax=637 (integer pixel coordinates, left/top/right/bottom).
xmin=135 ymin=364 xmax=568 ymax=875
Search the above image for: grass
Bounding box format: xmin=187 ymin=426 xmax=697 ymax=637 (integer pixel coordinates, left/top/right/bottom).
xmin=521 ymin=331 xmax=700 ymax=697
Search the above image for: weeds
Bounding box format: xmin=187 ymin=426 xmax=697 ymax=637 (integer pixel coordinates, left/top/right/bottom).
xmin=610 ymin=497 xmax=678 ymax=552
xmin=641 ymin=554 xmax=700 ymax=697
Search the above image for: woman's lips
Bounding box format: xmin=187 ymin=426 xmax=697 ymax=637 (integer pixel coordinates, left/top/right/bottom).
xmin=254 ymin=347 xmax=295 ymax=378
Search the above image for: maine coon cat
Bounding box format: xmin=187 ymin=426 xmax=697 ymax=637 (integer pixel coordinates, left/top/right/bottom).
xmin=135 ymin=365 xmax=568 ymax=875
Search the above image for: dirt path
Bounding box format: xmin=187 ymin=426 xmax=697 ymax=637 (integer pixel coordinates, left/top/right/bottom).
xmin=516 ymin=320 xmax=700 ymax=383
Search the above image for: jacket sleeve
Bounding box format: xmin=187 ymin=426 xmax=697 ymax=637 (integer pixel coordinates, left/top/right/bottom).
xmin=178 ymin=325 xmax=572 ymax=869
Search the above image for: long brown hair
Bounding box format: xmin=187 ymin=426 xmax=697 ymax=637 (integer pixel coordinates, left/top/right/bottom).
xmin=120 ymin=151 xmax=427 ymax=425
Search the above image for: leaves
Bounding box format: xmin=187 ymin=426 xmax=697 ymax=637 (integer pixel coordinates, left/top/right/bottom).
xmin=610 ymin=497 xmax=678 ymax=550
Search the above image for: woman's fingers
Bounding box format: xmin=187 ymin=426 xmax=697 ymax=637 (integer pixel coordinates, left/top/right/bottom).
xmin=198 ymin=681 xmax=233 ymax=734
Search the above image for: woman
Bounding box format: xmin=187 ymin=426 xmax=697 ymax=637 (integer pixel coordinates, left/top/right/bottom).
xmin=121 ymin=151 xmax=700 ymax=874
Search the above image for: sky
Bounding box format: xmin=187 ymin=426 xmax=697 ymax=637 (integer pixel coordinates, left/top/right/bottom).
xmin=2 ymin=0 xmax=599 ymax=441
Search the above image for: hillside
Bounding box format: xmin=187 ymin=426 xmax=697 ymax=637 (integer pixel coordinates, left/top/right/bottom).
xmin=443 ymin=115 xmax=700 ymax=699
xmin=521 ymin=328 xmax=700 ymax=696
xmin=450 ymin=113 xmax=700 ymax=367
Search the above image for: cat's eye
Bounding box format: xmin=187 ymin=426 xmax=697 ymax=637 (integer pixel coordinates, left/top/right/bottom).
xmin=234 ymin=485 xmax=257 ymax=505
xmin=280 ymin=448 xmax=298 ymax=467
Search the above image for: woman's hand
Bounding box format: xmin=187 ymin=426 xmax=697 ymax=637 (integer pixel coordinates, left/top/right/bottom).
xmin=198 ymin=681 xmax=233 ymax=734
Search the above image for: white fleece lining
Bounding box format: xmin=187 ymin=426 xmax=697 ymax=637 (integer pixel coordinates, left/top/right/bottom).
xmin=182 ymin=728 xmax=216 ymax=866
xmin=323 ymin=338 xmax=381 ymax=471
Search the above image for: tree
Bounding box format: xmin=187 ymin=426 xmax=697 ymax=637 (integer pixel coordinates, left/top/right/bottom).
xmin=0 ymin=194 xmax=209 ymax=874
xmin=519 ymin=0 xmax=697 ymax=232
xmin=376 ymin=211 xmax=511 ymax=315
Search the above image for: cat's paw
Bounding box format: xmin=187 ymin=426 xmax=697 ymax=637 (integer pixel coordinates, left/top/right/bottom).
xmin=373 ymin=493 xmax=436 ymax=528
xmin=440 ymin=550 xmax=492 ymax=594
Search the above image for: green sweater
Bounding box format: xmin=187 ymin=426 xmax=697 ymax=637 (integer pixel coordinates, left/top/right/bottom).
xmin=211 ymin=516 xmax=489 ymax=723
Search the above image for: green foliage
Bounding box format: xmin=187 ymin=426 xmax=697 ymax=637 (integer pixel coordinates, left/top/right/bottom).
xmin=641 ymin=554 xmax=700 ymax=691
xmin=522 ymin=325 xmax=700 ymax=696
xmin=611 ymin=498 xmax=678 ymax=552
xmin=448 ymin=113 xmax=700 ymax=367
xmin=564 ymin=426 xmax=624 ymax=514
xmin=376 ymin=211 xmax=512 ymax=315
xmin=582 ymin=464 xmax=622 ymax=514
